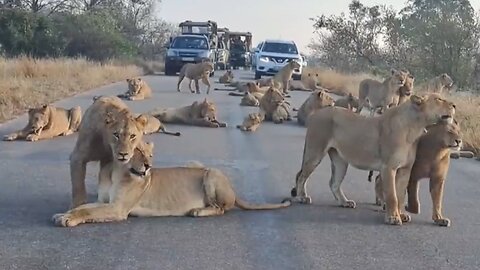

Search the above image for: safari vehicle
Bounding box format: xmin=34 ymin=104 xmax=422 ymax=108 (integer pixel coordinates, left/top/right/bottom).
xmin=254 ymin=39 xmax=303 ymax=80
xmin=228 ymin=32 xmax=252 ymax=69
xmin=164 ymin=20 xmax=219 ymax=76
xmin=217 ymin=27 xmax=230 ymax=70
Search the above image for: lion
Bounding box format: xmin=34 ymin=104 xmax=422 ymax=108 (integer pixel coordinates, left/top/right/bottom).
xmin=149 ymin=98 xmax=227 ymax=128
xmin=334 ymin=93 xmax=359 ymax=112
xmin=177 ymin=62 xmax=214 ymax=94
xmin=425 ymin=73 xmax=454 ymax=94
xmin=68 ymin=96 xmax=148 ymax=208
xmin=284 ymin=93 xmax=456 ymax=226
xmin=372 ymin=119 xmax=464 ymax=227
xmin=141 ymin=114 xmax=181 ymax=136
xmin=117 ymin=77 xmax=152 ymax=101
xmin=3 ymin=105 xmax=82 ymax=142
xmin=214 ymin=81 xmax=248 ymax=92
xmin=396 ymin=73 xmax=415 ymax=105
xmin=259 ymin=86 xmax=292 ymax=124
xmin=53 ymin=145 xmax=291 ymax=227
xmin=357 ymin=69 xmax=409 ymax=116
xmin=295 ymin=89 xmax=335 ymax=126
xmin=228 ymin=82 xmax=270 ymax=97
xmin=219 ymin=70 xmax=234 ymax=84
xmin=272 ymin=60 xmax=302 ymax=94
xmin=288 ymin=80 xmax=311 ymax=92
xmin=236 ymin=113 xmax=264 ymax=132
xmin=240 ymin=91 xmax=262 ymax=107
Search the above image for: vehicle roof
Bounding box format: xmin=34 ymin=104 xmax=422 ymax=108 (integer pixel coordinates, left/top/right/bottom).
xmin=179 ymin=20 xmax=217 ymax=27
xmin=173 ymin=34 xmax=208 ymax=39
xmin=229 ymin=31 xmax=252 ymax=37
xmin=263 ymin=39 xmax=296 ymax=45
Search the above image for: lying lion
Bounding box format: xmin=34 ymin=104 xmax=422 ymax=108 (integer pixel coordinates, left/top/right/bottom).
xmin=228 ymin=82 xmax=270 ymax=97
xmin=334 ymin=93 xmax=359 ymax=112
xmin=236 ymin=113 xmax=264 ymax=132
xmin=295 ymin=89 xmax=335 ymax=126
xmin=219 ymin=70 xmax=234 ymax=84
xmin=372 ymin=119 xmax=466 ymax=227
xmin=285 ymin=93 xmax=456 ymax=226
xmin=141 ymin=114 xmax=181 ymax=136
xmin=4 ymin=105 xmax=82 ymax=142
xmin=149 ymin=98 xmax=227 ymax=128
xmin=117 ymin=77 xmax=152 ymax=101
xmin=177 ymin=62 xmax=214 ymax=94
xmin=69 ymin=96 xmax=148 ymax=208
xmin=240 ymin=92 xmax=262 ymax=107
xmin=259 ymin=86 xmax=292 ymax=124
xmin=357 ymin=69 xmax=409 ymax=116
xmin=53 ymin=144 xmax=291 ymax=227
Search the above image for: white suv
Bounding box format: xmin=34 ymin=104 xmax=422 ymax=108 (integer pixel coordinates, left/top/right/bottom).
xmin=254 ymin=39 xmax=303 ymax=80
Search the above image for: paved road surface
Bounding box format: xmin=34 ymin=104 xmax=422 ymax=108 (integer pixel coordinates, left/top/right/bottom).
xmin=1 ymin=70 xmax=480 ymax=270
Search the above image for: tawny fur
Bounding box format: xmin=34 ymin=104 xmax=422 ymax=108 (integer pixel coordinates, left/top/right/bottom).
xmin=236 ymin=113 xmax=264 ymax=132
xmin=334 ymin=93 xmax=359 ymax=112
xmin=296 ymin=89 xmax=335 ymax=126
xmin=272 ymin=60 xmax=302 ymax=94
xmin=425 ymin=73 xmax=454 ymax=94
xmin=118 ymin=77 xmax=152 ymax=101
xmin=259 ymin=86 xmax=292 ymax=124
xmin=219 ymin=70 xmax=234 ymax=84
xmin=177 ymin=62 xmax=214 ymax=94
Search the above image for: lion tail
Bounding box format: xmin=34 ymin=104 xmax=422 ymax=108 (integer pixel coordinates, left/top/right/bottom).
xmin=234 ymin=198 xmax=291 ymax=210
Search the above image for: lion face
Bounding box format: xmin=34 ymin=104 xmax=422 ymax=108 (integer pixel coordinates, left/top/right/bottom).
xmin=201 ymin=62 xmax=215 ymax=74
xmin=391 ymin=69 xmax=408 ymax=87
xmin=313 ymin=90 xmax=335 ymax=108
xmin=241 ymin=92 xmax=260 ymax=106
xmin=440 ymin=73 xmax=454 ymax=89
xmin=127 ymin=142 xmax=154 ymax=177
xmin=199 ymin=99 xmax=217 ymax=121
xmin=411 ymin=94 xmax=456 ymax=124
xmin=28 ymin=105 xmax=51 ymax=134
xmin=127 ymin=78 xmax=143 ymax=95
xmin=428 ymin=120 xmax=463 ymax=150
xmin=266 ymin=87 xmax=285 ymax=105
xmin=288 ymin=60 xmax=301 ymax=70
xmin=105 ymin=111 xmax=147 ymax=164
xmin=226 ymin=70 xmax=233 ymax=78
xmin=247 ymin=113 xmax=263 ymax=124
xmin=400 ymin=74 xmax=415 ymax=96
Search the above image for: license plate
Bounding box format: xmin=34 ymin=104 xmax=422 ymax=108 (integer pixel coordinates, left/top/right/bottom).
xmin=182 ymin=57 xmax=194 ymax=62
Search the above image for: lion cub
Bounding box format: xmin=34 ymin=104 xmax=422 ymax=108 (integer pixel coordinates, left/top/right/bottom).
xmin=53 ymin=143 xmax=291 ymax=227
xmin=4 ymin=105 xmax=82 ymax=141
xmin=118 ymin=77 xmax=152 ymax=101
xmin=236 ymin=113 xmax=264 ymax=132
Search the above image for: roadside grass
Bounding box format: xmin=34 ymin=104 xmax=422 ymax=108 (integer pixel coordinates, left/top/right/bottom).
xmin=302 ymin=66 xmax=480 ymax=157
xmin=0 ymin=56 xmax=142 ymax=123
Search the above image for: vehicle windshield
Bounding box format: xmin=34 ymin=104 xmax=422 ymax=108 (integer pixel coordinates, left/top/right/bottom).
xmin=171 ymin=37 xmax=209 ymax=50
xmin=262 ymin=42 xmax=298 ymax=54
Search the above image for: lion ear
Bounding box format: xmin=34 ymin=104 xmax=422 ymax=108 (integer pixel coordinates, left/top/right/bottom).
xmin=126 ymin=78 xmax=131 ymax=83
xmin=441 ymin=73 xmax=447 ymax=78
xmin=410 ymin=95 xmax=425 ymax=106
xmin=317 ymin=90 xmax=324 ymax=98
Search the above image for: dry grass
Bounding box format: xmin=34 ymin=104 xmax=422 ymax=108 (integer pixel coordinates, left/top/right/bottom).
xmin=0 ymin=56 xmax=142 ymax=122
xmin=302 ymin=67 xmax=380 ymax=96
xmin=304 ymin=66 xmax=480 ymax=156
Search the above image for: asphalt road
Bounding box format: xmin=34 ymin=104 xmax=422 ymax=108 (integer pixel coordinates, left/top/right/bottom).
xmin=1 ymin=70 xmax=480 ymax=270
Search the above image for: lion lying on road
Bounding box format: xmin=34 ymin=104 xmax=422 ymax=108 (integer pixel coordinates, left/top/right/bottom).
xmin=141 ymin=114 xmax=181 ymax=136
xmin=240 ymin=91 xmax=263 ymax=107
xmin=259 ymin=86 xmax=291 ymax=124
xmin=219 ymin=70 xmax=234 ymax=84
xmin=69 ymin=96 xmax=147 ymax=208
xmin=295 ymin=89 xmax=335 ymax=126
xmin=236 ymin=113 xmax=264 ymax=132
xmin=177 ymin=62 xmax=214 ymax=94
xmin=357 ymin=69 xmax=409 ymax=116
xmin=334 ymin=93 xmax=359 ymax=112
xmin=3 ymin=105 xmax=82 ymax=142
xmin=53 ymin=145 xmax=291 ymax=227
xmin=117 ymin=77 xmax=152 ymax=101
xmin=285 ymin=93 xmax=456 ymax=226
xmin=149 ymin=98 xmax=227 ymax=128
xmin=228 ymin=82 xmax=270 ymax=97
xmin=372 ymin=119 xmax=464 ymax=227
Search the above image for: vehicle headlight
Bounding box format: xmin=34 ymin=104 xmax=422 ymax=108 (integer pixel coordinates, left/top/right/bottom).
xmin=198 ymin=51 xmax=210 ymax=58
xmin=166 ymin=50 xmax=177 ymax=57
xmin=259 ymin=56 xmax=269 ymax=62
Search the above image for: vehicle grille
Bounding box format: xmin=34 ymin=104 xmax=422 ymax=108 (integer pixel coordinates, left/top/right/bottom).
xmin=178 ymin=52 xmax=198 ymax=57
xmin=268 ymin=56 xmax=296 ymax=64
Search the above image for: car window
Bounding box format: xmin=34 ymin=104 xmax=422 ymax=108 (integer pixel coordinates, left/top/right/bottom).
xmin=172 ymin=37 xmax=209 ymax=50
xmin=262 ymin=42 xmax=298 ymax=54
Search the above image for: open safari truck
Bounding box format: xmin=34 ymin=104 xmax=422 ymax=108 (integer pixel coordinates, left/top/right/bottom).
xmin=228 ymin=31 xmax=252 ymax=69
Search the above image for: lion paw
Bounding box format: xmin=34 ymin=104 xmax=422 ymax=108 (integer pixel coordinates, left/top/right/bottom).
xmin=26 ymin=134 xmax=39 ymax=142
xmin=385 ymin=215 xmax=403 ymax=225
xmin=300 ymin=196 xmax=312 ymax=204
xmin=3 ymin=134 xmax=15 ymax=141
xmin=188 ymin=209 xmax=201 ymax=217
xmin=52 ymin=213 xmax=78 ymax=227
xmin=400 ymin=213 xmax=412 ymax=223
xmin=342 ymin=200 xmax=356 ymax=209
xmin=434 ymin=218 xmax=451 ymax=227
xmin=218 ymin=122 xmax=227 ymax=128
xmin=375 ymin=197 xmax=382 ymax=206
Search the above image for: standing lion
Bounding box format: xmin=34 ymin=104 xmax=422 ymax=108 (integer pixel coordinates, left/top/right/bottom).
xmin=177 ymin=62 xmax=214 ymax=94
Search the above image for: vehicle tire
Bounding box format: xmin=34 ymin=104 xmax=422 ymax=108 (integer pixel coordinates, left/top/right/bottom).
xmin=255 ymin=72 xmax=261 ymax=80
xmin=292 ymin=74 xmax=302 ymax=81
xmin=164 ymin=66 xmax=176 ymax=76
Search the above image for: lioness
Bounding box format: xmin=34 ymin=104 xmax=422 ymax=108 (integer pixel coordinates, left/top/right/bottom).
xmin=240 ymin=92 xmax=262 ymax=107
xmin=117 ymin=77 xmax=152 ymax=101
xmin=357 ymin=69 xmax=409 ymax=116
xmin=334 ymin=93 xmax=359 ymax=112
xmin=4 ymin=105 xmax=82 ymax=142
xmin=236 ymin=113 xmax=264 ymax=132
xmin=228 ymin=82 xmax=270 ymax=97
xmin=149 ymin=98 xmax=227 ymax=128
xmin=272 ymin=60 xmax=302 ymax=94
xmin=425 ymin=73 xmax=454 ymax=94
xmin=397 ymin=73 xmax=415 ymax=105
xmin=177 ymin=62 xmax=214 ymax=94
xmin=219 ymin=70 xmax=234 ymax=84
xmin=372 ymin=120 xmax=463 ymax=227
xmin=69 ymin=96 xmax=148 ymax=207
xmin=53 ymin=145 xmax=291 ymax=227
xmin=141 ymin=114 xmax=181 ymax=136
xmin=285 ymin=94 xmax=456 ymax=226
xmin=296 ymin=89 xmax=335 ymax=126
xmin=259 ymin=86 xmax=292 ymax=124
